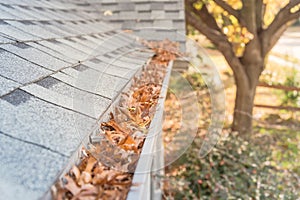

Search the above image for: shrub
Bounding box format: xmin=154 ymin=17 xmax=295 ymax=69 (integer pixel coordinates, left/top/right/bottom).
xmin=281 ymin=69 xmax=300 ymax=107
xmin=163 ymin=132 xmax=300 ymax=200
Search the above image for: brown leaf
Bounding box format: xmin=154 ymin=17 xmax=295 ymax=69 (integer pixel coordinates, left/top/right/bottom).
xmin=72 ymin=184 xmax=98 ymax=200
xmin=120 ymin=135 xmax=138 ymax=152
xmin=110 ymin=174 xmax=132 ymax=186
xmin=70 ymin=166 xmax=81 ymax=181
xmin=92 ymin=171 xmax=109 ymax=185
xmin=101 ymin=114 xmax=130 ymax=134
xmin=106 ymin=171 xmax=121 ymax=183
xmin=84 ymin=156 xmax=97 ymax=173
xmin=78 ymin=171 xmax=92 ymax=185
xmin=92 ymin=163 xmax=104 ymax=175
xmin=109 ymin=133 xmax=126 ymax=145
xmin=64 ymin=175 xmax=81 ymax=196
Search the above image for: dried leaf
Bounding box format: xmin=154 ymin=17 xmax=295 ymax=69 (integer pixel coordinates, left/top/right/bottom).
xmin=64 ymin=175 xmax=81 ymax=196
xmin=120 ymin=135 xmax=138 ymax=152
xmin=72 ymin=184 xmax=98 ymax=200
xmin=84 ymin=156 xmax=97 ymax=173
xmin=70 ymin=166 xmax=81 ymax=181
xmin=92 ymin=171 xmax=109 ymax=185
xmin=78 ymin=171 xmax=92 ymax=185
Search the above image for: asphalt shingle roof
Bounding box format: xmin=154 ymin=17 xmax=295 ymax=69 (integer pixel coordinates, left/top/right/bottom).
xmin=98 ymin=0 xmax=186 ymax=47
xmin=0 ymin=0 xmax=185 ymax=199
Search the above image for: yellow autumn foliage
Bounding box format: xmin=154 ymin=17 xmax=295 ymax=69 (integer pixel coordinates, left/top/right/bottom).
xmin=201 ymin=0 xmax=297 ymax=57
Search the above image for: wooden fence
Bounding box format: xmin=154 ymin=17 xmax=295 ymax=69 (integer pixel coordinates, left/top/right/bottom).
xmin=255 ymin=82 xmax=300 ymax=111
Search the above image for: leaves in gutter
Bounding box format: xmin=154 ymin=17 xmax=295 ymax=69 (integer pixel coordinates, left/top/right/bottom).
xmin=52 ymin=40 xmax=180 ymax=200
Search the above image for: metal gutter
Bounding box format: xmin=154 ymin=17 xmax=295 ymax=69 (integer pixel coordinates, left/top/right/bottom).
xmin=43 ymin=57 xmax=173 ymax=200
xmin=126 ymin=60 xmax=173 ymax=200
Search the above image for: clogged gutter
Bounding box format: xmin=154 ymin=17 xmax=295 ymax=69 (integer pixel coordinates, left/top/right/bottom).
xmin=51 ymin=40 xmax=180 ymax=200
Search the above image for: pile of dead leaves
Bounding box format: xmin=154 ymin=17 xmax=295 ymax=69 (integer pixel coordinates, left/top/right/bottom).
xmin=52 ymin=40 xmax=180 ymax=200
xmin=52 ymin=150 xmax=133 ymax=200
xmin=127 ymin=82 xmax=160 ymax=128
xmin=101 ymin=113 xmax=139 ymax=153
xmin=143 ymin=39 xmax=180 ymax=67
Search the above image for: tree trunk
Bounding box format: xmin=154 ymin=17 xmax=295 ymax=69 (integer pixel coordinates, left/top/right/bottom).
xmin=231 ymin=62 xmax=262 ymax=134
xmin=232 ymin=82 xmax=256 ymax=134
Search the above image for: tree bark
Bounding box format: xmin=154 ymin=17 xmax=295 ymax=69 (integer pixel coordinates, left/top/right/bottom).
xmin=231 ymin=62 xmax=262 ymax=134
xmin=232 ymin=79 xmax=256 ymax=134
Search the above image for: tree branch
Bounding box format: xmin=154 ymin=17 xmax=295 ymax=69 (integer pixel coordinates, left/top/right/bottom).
xmin=267 ymin=21 xmax=293 ymax=54
xmin=185 ymin=0 xmax=220 ymax=31
xmin=270 ymin=0 xmax=300 ymax=30
xmin=185 ymin=10 xmax=248 ymax=88
xmin=256 ymin=0 xmax=264 ymax=33
xmin=241 ymin=0 xmax=257 ymax=33
xmin=287 ymin=0 xmax=300 ymax=9
xmin=185 ymin=11 xmax=224 ymax=45
xmin=213 ymin=0 xmax=239 ymax=18
xmin=213 ymin=0 xmax=246 ymax=27
xmin=261 ymin=0 xmax=300 ymax=56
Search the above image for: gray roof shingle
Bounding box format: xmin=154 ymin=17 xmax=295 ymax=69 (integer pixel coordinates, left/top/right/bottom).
xmin=1 ymin=43 xmax=70 ymax=71
xmin=0 ymin=76 xmax=20 ymax=96
xmin=99 ymin=0 xmax=186 ymax=49
xmin=0 ymin=133 xmax=67 ymax=200
xmin=0 ymin=50 xmax=52 ymax=84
